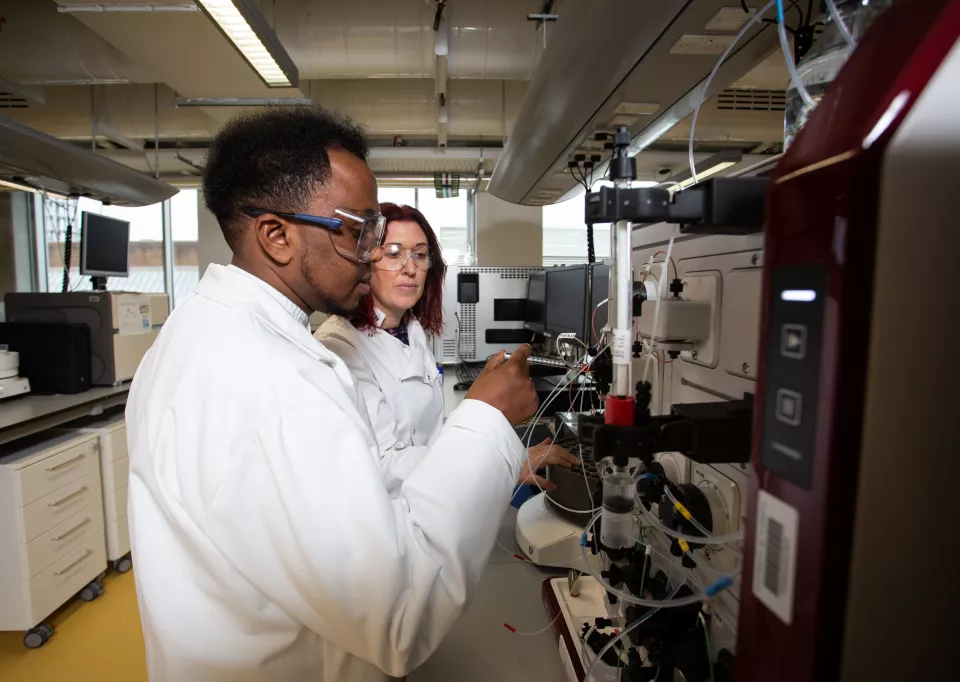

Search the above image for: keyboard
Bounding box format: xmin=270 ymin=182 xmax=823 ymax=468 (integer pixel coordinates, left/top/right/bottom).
xmin=455 ymin=362 xmax=485 ymax=385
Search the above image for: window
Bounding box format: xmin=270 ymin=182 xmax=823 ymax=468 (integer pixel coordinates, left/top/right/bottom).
xmin=376 ymin=187 xmax=473 ymax=265
xmin=542 ymin=194 xmax=610 ymax=266
xmin=44 ymin=196 xmax=164 ymax=293
xmin=39 ymin=190 xmax=200 ymax=306
xmin=416 ymin=191 xmax=470 ymax=265
xmin=170 ymin=190 xmax=200 ymax=303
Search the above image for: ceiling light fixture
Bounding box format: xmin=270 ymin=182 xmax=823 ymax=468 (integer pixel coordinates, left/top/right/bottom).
xmin=661 ymin=150 xmax=742 ymax=192
xmin=0 ymin=179 xmax=39 ymax=194
xmin=196 ymin=0 xmax=298 ymax=88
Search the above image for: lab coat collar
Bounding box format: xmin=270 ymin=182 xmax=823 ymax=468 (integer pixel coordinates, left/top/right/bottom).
xmin=195 ymin=264 xmax=335 ymax=365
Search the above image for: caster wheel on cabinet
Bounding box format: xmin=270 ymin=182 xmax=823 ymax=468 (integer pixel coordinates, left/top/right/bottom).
xmin=113 ymin=556 xmax=133 ymax=574
xmin=79 ymin=577 xmax=104 ymax=602
xmin=24 ymin=623 xmax=54 ymax=649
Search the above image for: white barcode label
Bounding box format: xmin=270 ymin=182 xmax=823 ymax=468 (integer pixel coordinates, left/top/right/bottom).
xmin=752 ymin=490 xmax=799 ymax=625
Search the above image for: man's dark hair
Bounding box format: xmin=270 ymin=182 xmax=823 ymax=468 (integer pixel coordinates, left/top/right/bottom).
xmin=202 ymin=106 xmax=368 ymax=249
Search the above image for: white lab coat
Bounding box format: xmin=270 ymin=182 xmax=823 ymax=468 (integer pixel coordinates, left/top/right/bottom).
xmin=125 ymin=264 xmax=525 ymax=682
xmin=315 ymin=314 xmax=443 ymax=496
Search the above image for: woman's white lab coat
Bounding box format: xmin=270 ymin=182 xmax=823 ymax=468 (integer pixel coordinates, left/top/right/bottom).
xmin=315 ymin=314 xmax=443 ymax=496
xmin=125 ymin=264 xmax=525 ymax=682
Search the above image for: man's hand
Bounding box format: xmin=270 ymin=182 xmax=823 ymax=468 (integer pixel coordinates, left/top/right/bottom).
xmin=464 ymin=345 xmax=538 ymax=426
xmin=519 ymin=438 xmax=580 ymax=491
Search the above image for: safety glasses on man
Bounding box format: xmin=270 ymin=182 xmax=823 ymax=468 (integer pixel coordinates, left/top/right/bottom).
xmin=378 ymin=243 xmax=433 ymax=272
xmin=241 ymin=206 xmax=386 ymax=264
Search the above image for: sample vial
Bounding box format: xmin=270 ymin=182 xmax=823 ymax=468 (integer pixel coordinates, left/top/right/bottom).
xmin=600 ymin=470 xmax=636 ymax=550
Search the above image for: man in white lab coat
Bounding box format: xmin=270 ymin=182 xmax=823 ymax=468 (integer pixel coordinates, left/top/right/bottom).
xmin=125 ymin=106 xmax=538 ymax=682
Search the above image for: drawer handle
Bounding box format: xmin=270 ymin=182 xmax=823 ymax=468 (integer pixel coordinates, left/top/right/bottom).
xmin=46 ymin=453 xmax=86 ymax=473
xmin=48 ymin=486 xmax=89 ymax=507
xmin=54 ymin=549 xmax=93 ymax=576
xmin=51 ymin=518 xmax=91 ymax=542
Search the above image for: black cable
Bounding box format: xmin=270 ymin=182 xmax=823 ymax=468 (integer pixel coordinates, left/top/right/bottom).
xmin=61 ymin=222 xmax=72 ymax=293
xmin=573 ymin=164 xmax=589 ymax=190
xmin=742 ymin=0 xmax=803 ymax=32
xmin=805 ymin=0 xmax=814 ymax=26
xmin=587 ymin=223 xmax=595 ymax=264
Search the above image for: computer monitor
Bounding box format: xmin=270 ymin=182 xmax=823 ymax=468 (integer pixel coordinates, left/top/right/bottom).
xmin=80 ymin=212 xmax=130 ymax=290
xmin=588 ymin=262 xmax=610 ymax=345
xmin=545 ymin=265 xmax=588 ymax=338
xmin=524 ymin=271 xmax=547 ymax=334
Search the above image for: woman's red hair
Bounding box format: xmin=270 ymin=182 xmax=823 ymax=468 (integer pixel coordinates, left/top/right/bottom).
xmin=349 ymin=202 xmax=447 ymax=335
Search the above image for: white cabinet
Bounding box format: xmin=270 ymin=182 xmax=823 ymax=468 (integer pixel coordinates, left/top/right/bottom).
xmin=59 ymin=415 xmax=131 ymax=568
xmin=0 ymin=432 xmax=108 ymax=636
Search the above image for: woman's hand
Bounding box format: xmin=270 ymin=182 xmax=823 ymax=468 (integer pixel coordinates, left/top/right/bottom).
xmin=519 ymin=438 xmax=580 ymax=491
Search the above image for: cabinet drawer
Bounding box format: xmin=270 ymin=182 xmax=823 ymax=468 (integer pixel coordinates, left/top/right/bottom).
xmin=19 ymin=439 xmax=100 ymax=507
xmin=104 ymin=484 xmax=129 ymax=522
xmin=101 ymin=425 xmax=128 ymax=463
xmin=105 ymin=515 xmax=130 ymax=561
xmin=102 ymin=455 xmax=129 ymax=493
xmin=24 ymin=502 xmax=105 ymax=579
xmin=22 ymin=472 xmax=103 ymax=543
xmin=27 ymin=532 xmax=106 ymax=625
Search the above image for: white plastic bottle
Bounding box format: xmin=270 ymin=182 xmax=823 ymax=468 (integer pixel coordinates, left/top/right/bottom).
xmin=784 ymin=0 xmax=892 ymax=149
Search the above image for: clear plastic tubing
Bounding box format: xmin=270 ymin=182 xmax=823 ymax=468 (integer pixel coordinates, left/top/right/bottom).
xmin=600 ymin=468 xmax=636 ymax=550
xmin=642 ymin=236 xmax=674 ymax=385
xmin=583 ymin=582 xmax=685 ymax=682
xmin=777 ymin=0 xmax=815 ymax=108
xmin=826 ymin=0 xmax=856 ymax=48
xmin=664 ymin=485 xmax=714 ymax=539
xmin=689 ymin=0 xmax=775 ymax=185
xmin=635 ymin=499 xmax=744 ymax=545
xmin=581 ymin=510 xmax=740 ymax=608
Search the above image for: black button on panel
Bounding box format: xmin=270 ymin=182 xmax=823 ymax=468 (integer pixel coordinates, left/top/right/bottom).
xmin=761 ymin=266 xmax=826 ymax=489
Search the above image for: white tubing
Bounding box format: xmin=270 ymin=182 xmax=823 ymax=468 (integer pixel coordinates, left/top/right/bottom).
xmin=778 ymin=0 xmax=816 ymax=108
xmin=641 ymin=237 xmax=674 ymax=385
xmin=689 ymin=0 xmax=776 ymax=184
xmin=826 ymin=0 xmax=856 ymax=47
xmin=580 ymin=510 xmax=740 ymax=608
xmin=635 ymin=499 xmax=745 ymax=545
xmin=663 ymin=485 xmax=714 ymax=538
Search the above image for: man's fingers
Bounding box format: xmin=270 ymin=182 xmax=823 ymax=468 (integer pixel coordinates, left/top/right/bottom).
xmin=539 ymin=438 xmax=552 ymax=446
xmin=479 ymin=350 xmax=506 ymax=375
xmin=534 ymin=474 xmax=557 ymax=492
xmin=506 ymin=344 xmax=532 ymax=370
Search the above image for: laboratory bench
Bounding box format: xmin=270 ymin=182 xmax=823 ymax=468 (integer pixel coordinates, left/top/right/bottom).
xmin=0 ymin=385 xmax=130 ymax=448
xmin=410 ymin=506 xmax=568 ymax=682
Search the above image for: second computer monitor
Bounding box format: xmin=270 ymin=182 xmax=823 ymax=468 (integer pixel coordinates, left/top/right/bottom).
xmin=524 ymin=271 xmax=547 ymax=334
xmin=545 ymin=265 xmax=588 ymax=338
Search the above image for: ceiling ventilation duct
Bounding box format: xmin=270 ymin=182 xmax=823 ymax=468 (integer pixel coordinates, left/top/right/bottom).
xmin=488 ymin=0 xmax=783 ymax=205
xmin=0 ymin=114 xmax=178 ymax=206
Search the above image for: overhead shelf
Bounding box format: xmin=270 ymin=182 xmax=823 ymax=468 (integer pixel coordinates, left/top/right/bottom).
xmin=0 ymin=114 xmax=177 ymax=207
xmin=488 ymin=0 xmax=782 ymax=206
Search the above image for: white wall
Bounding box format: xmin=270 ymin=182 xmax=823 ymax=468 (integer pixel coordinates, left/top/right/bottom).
xmin=475 ymin=192 xmax=542 ymax=266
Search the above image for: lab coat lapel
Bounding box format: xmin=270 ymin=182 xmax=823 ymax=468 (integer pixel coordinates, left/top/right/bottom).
xmin=399 ymin=319 xmax=435 ymax=383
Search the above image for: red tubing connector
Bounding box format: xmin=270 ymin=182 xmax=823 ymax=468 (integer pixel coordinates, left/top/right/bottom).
xmin=605 ymin=396 xmax=635 ymax=426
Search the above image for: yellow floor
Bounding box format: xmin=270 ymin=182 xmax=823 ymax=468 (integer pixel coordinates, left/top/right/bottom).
xmin=0 ymin=570 xmax=147 ymax=682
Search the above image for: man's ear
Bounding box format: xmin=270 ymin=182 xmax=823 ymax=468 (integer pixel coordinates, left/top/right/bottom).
xmin=253 ymin=215 xmax=297 ymax=266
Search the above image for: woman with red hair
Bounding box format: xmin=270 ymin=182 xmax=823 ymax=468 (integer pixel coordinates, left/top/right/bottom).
xmin=316 ymin=202 xmax=576 ymax=496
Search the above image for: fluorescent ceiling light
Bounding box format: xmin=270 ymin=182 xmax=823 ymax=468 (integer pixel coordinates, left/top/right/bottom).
xmin=0 ymin=179 xmax=39 ymax=193
xmin=197 ymin=0 xmax=298 ymax=87
xmin=661 ymin=150 xmax=742 ymax=193
xmin=0 ymin=179 xmax=72 ymax=200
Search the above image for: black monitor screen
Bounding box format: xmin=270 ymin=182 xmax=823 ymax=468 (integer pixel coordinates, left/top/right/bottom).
xmin=545 ymin=265 xmax=587 ymax=337
xmin=80 ymin=212 xmax=130 ymax=277
xmin=525 ymin=271 xmax=546 ymax=333
xmin=589 ymin=263 xmax=610 ymax=345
